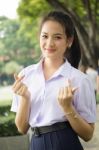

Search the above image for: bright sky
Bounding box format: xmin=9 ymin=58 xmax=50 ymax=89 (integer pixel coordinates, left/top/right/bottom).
xmin=0 ymin=0 xmax=19 ymax=19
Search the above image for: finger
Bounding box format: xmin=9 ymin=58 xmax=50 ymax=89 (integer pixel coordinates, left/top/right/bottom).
xmin=72 ymin=87 xmax=78 ymax=94
xmin=13 ymin=82 xmax=23 ymax=93
xmin=67 ymin=86 xmax=72 ymax=97
xmin=14 ymin=73 xmax=25 ymax=82
xmin=18 ymin=75 xmax=25 ymax=82
xmin=16 ymin=88 xmax=23 ymax=95
xmin=16 ymin=86 xmax=24 ymax=95
xmin=58 ymin=88 xmax=63 ymax=101
xmin=63 ymin=87 xmax=68 ymax=98
xmin=13 ymin=76 xmax=25 ymax=90
xmin=14 ymin=73 xmax=18 ymax=80
xmin=21 ymin=86 xmax=27 ymax=96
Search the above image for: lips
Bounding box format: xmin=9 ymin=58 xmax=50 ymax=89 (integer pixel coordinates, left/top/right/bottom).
xmin=45 ymin=48 xmax=56 ymax=52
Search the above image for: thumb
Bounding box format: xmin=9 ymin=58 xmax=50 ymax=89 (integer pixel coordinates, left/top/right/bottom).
xmin=14 ymin=73 xmax=18 ymax=80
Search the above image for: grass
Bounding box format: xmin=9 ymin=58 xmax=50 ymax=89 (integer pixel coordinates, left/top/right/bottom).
xmin=96 ymin=94 xmax=99 ymax=104
xmin=0 ymin=113 xmax=15 ymax=123
xmin=0 ymin=99 xmax=12 ymax=106
xmin=0 ymin=99 xmax=13 ymax=123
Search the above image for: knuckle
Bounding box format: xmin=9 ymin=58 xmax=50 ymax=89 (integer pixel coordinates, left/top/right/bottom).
xmin=58 ymin=95 xmax=62 ymax=100
xmin=63 ymin=95 xmax=66 ymax=100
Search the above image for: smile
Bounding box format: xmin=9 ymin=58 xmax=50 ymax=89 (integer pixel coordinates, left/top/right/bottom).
xmin=45 ymin=49 xmax=56 ymax=52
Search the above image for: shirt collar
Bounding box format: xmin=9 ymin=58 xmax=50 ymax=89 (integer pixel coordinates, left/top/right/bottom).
xmin=35 ymin=58 xmax=72 ymax=78
xmin=52 ymin=59 xmax=72 ymax=78
xmin=60 ymin=60 xmax=72 ymax=77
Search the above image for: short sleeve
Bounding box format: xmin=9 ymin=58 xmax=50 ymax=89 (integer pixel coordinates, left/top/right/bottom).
xmin=10 ymin=69 xmax=25 ymax=112
xmin=10 ymin=94 xmax=21 ymax=112
xmin=74 ymin=76 xmax=96 ymax=123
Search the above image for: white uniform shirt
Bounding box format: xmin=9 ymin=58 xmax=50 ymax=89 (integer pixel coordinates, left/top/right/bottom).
xmin=11 ymin=60 xmax=96 ymax=127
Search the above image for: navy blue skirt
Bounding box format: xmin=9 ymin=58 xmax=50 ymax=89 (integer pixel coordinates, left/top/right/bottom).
xmin=30 ymin=123 xmax=84 ymax=150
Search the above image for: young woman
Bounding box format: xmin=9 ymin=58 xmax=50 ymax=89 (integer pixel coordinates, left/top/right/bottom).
xmin=11 ymin=11 xmax=96 ymax=150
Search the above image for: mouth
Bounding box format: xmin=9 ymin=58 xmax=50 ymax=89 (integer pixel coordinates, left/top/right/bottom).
xmin=45 ymin=48 xmax=56 ymax=53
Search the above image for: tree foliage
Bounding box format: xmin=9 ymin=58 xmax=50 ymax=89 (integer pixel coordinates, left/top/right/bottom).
xmin=0 ymin=16 xmax=41 ymax=85
xmin=0 ymin=16 xmax=38 ymax=78
xmin=2 ymin=61 xmax=22 ymax=75
xmin=17 ymin=0 xmax=99 ymax=67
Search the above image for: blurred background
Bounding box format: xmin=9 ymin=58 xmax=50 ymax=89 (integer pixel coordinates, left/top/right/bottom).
xmin=0 ymin=0 xmax=99 ymax=149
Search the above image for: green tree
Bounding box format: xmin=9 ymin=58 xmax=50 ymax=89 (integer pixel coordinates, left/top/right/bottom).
xmin=0 ymin=16 xmax=38 ymax=71
xmin=0 ymin=16 xmax=39 ymax=85
xmin=17 ymin=0 xmax=99 ymax=68
xmin=2 ymin=61 xmax=22 ymax=75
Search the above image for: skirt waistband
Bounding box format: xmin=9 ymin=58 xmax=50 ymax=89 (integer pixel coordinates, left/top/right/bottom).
xmin=31 ymin=121 xmax=70 ymax=137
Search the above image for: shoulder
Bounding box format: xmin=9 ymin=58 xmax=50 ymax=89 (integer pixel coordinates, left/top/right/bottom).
xmin=70 ymin=66 xmax=93 ymax=87
xmin=65 ymin=60 xmax=89 ymax=84
xmin=71 ymin=66 xmax=87 ymax=80
xmin=18 ymin=63 xmax=40 ymax=77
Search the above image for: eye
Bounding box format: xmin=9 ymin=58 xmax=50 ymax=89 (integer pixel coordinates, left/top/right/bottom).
xmin=41 ymin=35 xmax=48 ymax=39
xmin=54 ymin=36 xmax=62 ymax=39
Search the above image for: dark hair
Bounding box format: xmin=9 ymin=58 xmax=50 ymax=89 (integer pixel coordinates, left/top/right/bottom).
xmin=40 ymin=11 xmax=81 ymax=68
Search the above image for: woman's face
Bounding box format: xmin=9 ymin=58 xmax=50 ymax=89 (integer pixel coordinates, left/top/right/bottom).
xmin=40 ymin=20 xmax=70 ymax=60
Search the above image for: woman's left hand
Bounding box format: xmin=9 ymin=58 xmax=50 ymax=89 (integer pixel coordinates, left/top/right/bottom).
xmin=58 ymin=79 xmax=77 ymax=111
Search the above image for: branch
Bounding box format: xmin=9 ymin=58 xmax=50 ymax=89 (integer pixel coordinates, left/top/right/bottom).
xmin=46 ymin=0 xmax=69 ymax=12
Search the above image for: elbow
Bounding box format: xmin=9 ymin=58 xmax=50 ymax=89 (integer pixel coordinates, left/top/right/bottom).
xmin=15 ymin=118 xmax=29 ymax=134
xmin=17 ymin=128 xmax=27 ymax=134
xmin=82 ymin=131 xmax=94 ymax=142
xmin=17 ymin=125 xmax=27 ymax=134
xmin=82 ymin=124 xmax=95 ymax=142
xmin=83 ymin=135 xmax=93 ymax=142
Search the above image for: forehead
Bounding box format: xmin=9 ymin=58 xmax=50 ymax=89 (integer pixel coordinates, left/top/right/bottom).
xmin=41 ymin=20 xmax=65 ymax=34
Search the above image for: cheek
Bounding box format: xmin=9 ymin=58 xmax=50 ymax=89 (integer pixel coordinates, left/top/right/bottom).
xmin=40 ymin=39 xmax=44 ymax=47
xmin=57 ymin=41 xmax=67 ymax=50
xmin=40 ymin=37 xmax=46 ymax=44
xmin=40 ymin=40 xmax=46 ymax=52
xmin=62 ymin=41 xmax=68 ymax=50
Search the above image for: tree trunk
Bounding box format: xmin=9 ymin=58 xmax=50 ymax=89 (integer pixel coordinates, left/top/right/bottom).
xmin=46 ymin=0 xmax=99 ymax=68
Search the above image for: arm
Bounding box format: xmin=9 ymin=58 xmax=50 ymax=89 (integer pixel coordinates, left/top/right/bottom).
xmin=96 ymin=75 xmax=99 ymax=94
xmin=13 ymin=74 xmax=31 ymax=134
xmin=15 ymin=96 xmax=30 ymax=134
xmin=58 ymin=80 xmax=95 ymax=142
xmin=63 ymin=106 xmax=94 ymax=141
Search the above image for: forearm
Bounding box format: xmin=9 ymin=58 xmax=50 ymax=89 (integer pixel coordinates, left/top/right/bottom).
xmin=97 ymin=76 xmax=99 ymax=93
xmin=15 ymin=97 xmax=31 ymax=134
xmin=64 ymin=106 xmax=94 ymax=141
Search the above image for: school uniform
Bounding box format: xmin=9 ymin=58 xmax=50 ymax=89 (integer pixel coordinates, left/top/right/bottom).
xmin=11 ymin=59 xmax=96 ymax=150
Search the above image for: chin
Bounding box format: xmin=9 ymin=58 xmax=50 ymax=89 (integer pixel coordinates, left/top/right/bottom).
xmin=43 ymin=53 xmax=54 ymax=58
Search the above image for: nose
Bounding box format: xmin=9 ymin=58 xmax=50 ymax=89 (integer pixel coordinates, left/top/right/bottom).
xmin=47 ymin=37 xmax=54 ymax=47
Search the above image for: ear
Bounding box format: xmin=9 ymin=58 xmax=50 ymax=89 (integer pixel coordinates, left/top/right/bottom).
xmin=67 ymin=37 xmax=74 ymax=48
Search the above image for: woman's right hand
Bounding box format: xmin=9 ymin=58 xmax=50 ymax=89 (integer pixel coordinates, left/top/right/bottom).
xmin=12 ymin=74 xmax=30 ymax=100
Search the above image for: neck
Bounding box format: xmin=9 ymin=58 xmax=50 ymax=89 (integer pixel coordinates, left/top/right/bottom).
xmin=43 ymin=57 xmax=65 ymax=70
xmin=42 ymin=57 xmax=65 ymax=80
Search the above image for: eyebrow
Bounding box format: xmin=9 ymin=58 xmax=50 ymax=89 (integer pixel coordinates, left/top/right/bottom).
xmin=41 ymin=32 xmax=64 ymax=36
